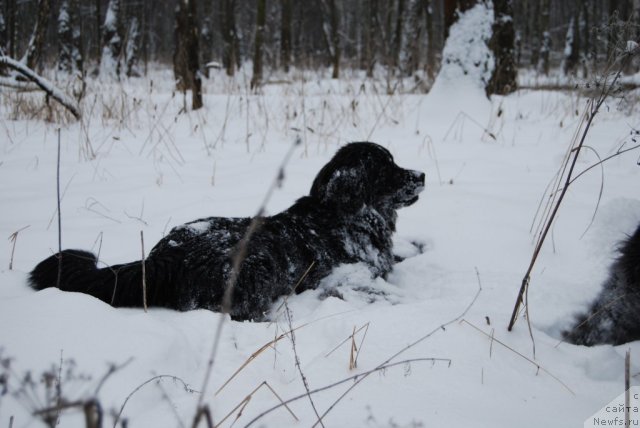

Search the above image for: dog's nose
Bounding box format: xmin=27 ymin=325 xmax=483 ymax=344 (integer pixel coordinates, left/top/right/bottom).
xmin=411 ymin=170 xmax=425 ymax=185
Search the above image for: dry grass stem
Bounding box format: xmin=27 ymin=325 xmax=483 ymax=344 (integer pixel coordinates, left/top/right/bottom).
xmin=215 ymin=381 xmax=298 ymax=428
xmin=140 ymin=230 xmax=148 ymax=312
xmin=7 ymin=225 xmax=30 ymax=270
xmin=461 ymin=319 xmax=574 ymax=395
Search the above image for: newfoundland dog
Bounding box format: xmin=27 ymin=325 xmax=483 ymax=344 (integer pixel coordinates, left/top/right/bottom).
xmin=563 ymin=223 xmax=640 ymax=345
xmin=29 ymin=142 xmax=425 ymax=321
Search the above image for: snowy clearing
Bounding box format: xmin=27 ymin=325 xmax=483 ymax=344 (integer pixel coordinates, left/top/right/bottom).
xmin=1 ymin=67 xmax=640 ymax=427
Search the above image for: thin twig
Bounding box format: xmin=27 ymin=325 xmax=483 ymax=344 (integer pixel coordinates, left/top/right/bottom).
xmin=194 ymin=138 xmax=301 ymax=423
xmin=215 ymin=311 xmax=355 ymax=397
xmin=56 ymin=128 xmax=62 ymax=289
xmin=242 ymin=358 xmax=451 ymax=428
xmin=508 ymin=52 xmax=632 ymax=335
xmin=283 ymin=302 xmax=325 ymax=427
xmin=625 ymin=349 xmax=631 ymax=428
xmin=53 ymin=350 xmax=63 ymax=427
xmin=140 ymin=231 xmax=147 ymax=312
xmin=215 ymin=381 xmax=298 ymax=428
xmin=324 ymin=323 xmax=370 ymax=358
xmin=461 ymin=320 xmax=574 ymax=395
xmin=115 ymin=375 xmax=198 ymax=428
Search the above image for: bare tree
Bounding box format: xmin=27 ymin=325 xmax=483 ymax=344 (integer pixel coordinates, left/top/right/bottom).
xmin=125 ymin=17 xmax=141 ymax=77
xmin=57 ymin=0 xmax=82 ymax=75
xmin=562 ymin=2 xmax=581 ymax=76
xmin=422 ymin=0 xmax=437 ymax=81
xmin=22 ymin=0 xmax=50 ymax=71
xmin=5 ymin=0 xmax=16 ymax=59
xmin=320 ymin=0 xmax=341 ymax=78
xmin=391 ymin=0 xmax=406 ymax=72
xmin=174 ymin=0 xmax=203 ymax=110
xmin=99 ymin=0 xmax=123 ymax=79
xmin=364 ymin=0 xmax=379 ymax=77
xmin=487 ymin=0 xmax=517 ymax=95
xmin=251 ymin=0 xmax=266 ymax=89
xmin=221 ymin=0 xmax=239 ymax=76
xmin=280 ymin=0 xmax=292 ymax=72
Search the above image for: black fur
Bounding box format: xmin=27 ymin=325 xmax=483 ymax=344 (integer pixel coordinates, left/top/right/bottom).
xmin=563 ymin=223 xmax=640 ymax=345
xmin=29 ymin=142 xmax=425 ymax=321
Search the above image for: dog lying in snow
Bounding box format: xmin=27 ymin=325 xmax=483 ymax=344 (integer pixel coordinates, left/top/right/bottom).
xmin=29 ymin=142 xmax=425 ymax=321
xmin=563 ymin=223 xmax=640 ymax=345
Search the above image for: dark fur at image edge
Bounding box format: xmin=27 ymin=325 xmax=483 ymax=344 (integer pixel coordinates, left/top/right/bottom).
xmin=29 ymin=142 xmax=425 ymax=321
xmin=563 ymin=224 xmax=640 ymax=346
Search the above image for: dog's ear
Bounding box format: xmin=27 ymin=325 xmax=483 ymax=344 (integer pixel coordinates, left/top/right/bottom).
xmin=310 ymin=163 xmax=369 ymax=212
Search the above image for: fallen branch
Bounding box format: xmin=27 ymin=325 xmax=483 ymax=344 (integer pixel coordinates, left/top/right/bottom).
xmin=0 ymin=55 xmax=81 ymax=119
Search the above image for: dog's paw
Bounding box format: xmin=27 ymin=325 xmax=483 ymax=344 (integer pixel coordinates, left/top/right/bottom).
xmin=393 ymin=238 xmax=429 ymax=262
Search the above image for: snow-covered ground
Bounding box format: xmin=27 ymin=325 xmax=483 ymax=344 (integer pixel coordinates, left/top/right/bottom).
xmin=1 ymin=66 xmax=639 ymax=427
xmin=3 ymin=5 xmax=640 ymax=418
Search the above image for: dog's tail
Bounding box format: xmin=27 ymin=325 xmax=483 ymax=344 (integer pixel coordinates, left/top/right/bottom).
xmin=563 ymin=224 xmax=640 ymax=346
xmin=29 ymin=249 xmax=152 ymax=307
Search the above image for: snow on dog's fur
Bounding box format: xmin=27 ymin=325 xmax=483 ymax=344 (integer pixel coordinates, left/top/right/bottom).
xmin=29 ymin=142 xmax=425 ymax=321
xmin=564 ymin=223 xmax=640 ymax=345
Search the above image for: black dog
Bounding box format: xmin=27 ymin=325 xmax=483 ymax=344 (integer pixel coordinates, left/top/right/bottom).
xmin=563 ymin=223 xmax=640 ymax=345
xmin=29 ymin=142 xmax=425 ymax=321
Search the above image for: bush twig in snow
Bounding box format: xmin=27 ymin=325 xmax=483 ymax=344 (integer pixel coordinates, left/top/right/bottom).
xmin=0 ymin=56 xmax=81 ymax=119
xmin=507 ymin=44 xmax=640 ymax=338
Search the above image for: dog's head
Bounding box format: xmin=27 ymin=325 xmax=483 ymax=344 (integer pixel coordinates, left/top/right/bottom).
xmin=310 ymin=142 xmax=425 ymax=212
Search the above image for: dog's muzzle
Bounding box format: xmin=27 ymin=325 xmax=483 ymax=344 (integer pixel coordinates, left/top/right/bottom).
xmin=397 ymin=170 xmax=425 ymax=207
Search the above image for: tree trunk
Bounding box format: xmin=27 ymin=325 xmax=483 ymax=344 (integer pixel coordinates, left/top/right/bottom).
xmin=58 ymin=0 xmax=83 ymax=74
xmin=422 ymin=0 xmax=436 ymax=81
xmin=251 ymin=0 xmax=266 ymax=89
xmin=365 ymin=0 xmax=379 ymax=77
xmin=6 ymin=0 xmax=16 ymax=59
xmin=392 ymin=0 xmax=406 ymax=71
xmin=280 ymin=0 xmax=292 ymax=72
xmin=221 ymin=0 xmax=238 ymax=76
xmin=125 ymin=17 xmax=141 ymax=77
xmin=328 ymin=0 xmax=340 ymax=78
xmin=487 ymin=0 xmax=517 ymax=95
xmin=58 ymin=0 xmax=73 ymax=73
xmin=174 ymin=0 xmax=203 ymax=110
xmin=405 ymin=0 xmax=423 ymax=76
xmin=22 ymin=0 xmax=51 ymax=71
xmin=563 ymin=3 xmax=581 ymax=76
xmin=537 ymin=0 xmax=551 ymax=75
xmin=95 ymin=0 xmax=101 ymax=62
xmin=99 ymin=0 xmax=123 ymax=79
